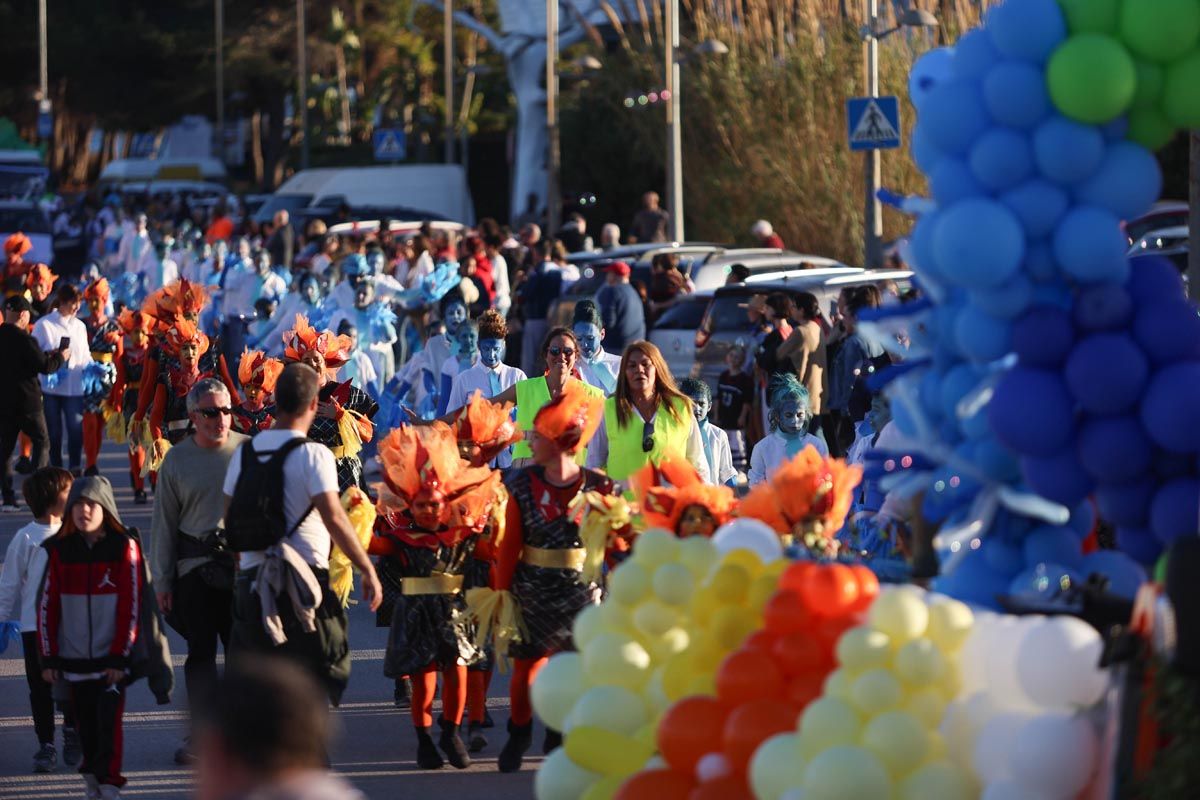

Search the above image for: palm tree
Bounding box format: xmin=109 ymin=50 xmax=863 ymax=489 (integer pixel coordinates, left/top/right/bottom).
xmin=327 ymin=6 xmax=360 ymax=143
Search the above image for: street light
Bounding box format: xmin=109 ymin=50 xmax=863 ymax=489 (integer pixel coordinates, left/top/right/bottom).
xmin=861 ymin=3 xmax=937 ymax=268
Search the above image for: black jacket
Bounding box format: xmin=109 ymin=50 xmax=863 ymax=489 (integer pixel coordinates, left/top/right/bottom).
xmin=0 ymin=322 xmax=64 ymax=414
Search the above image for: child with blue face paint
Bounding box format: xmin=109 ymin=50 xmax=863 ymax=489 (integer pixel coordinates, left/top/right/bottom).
xmin=748 ymin=374 xmax=828 ymax=486
xmin=679 ymin=378 xmax=738 ymax=487
xmin=445 ymin=310 xmax=527 ymax=425
xmin=389 ymin=291 xmax=470 ymax=420
xmin=437 ymin=321 xmax=480 ymax=416
xmin=572 ymin=300 xmax=622 ymax=396
xmin=328 ymin=276 xmax=398 ymax=396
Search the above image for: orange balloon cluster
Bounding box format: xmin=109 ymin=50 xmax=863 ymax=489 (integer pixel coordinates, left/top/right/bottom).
xmin=615 ymin=561 xmax=880 ymax=800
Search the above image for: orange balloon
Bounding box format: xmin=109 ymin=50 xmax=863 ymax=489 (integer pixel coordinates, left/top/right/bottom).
xmin=800 ymin=564 xmax=859 ymax=617
xmin=716 ymin=648 xmax=785 ymax=708
xmin=657 ymin=697 xmax=729 ymax=775
xmin=778 ymin=560 xmax=817 ymax=594
xmin=849 ymin=564 xmax=880 ymax=612
xmin=815 ymin=614 xmax=856 ymax=650
xmin=771 ymin=631 xmax=832 ymax=677
xmin=763 ymin=590 xmax=813 ymax=636
xmin=786 ymin=671 xmax=826 ymax=709
xmin=721 ymin=698 xmax=799 ymax=772
xmin=743 ymin=630 xmax=777 ymax=653
xmin=689 ymin=775 xmax=755 ymax=800
xmin=616 ymin=769 xmax=695 ymax=800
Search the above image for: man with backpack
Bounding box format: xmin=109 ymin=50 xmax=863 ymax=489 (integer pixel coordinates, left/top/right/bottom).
xmin=222 ymin=362 xmax=381 ymax=706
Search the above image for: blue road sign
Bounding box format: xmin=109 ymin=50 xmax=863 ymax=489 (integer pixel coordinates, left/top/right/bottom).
xmin=373 ymin=128 xmax=407 ymax=161
xmin=37 ymin=111 xmax=53 ymax=139
xmin=847 ymin=96 xmax=901 ymax=151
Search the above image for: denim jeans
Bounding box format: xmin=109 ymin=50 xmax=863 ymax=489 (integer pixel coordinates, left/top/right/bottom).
xmin=43 ymin=393 xmax=84 ymax=470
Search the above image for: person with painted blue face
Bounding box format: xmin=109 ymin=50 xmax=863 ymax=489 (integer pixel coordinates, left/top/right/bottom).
xmin=390 ymin=291 xmax=470 ymax=419
xmin=680 ymin=378 xmax=737 ymax=487
xmin=437 ymin=321 xmax=480 ymax=416
xmin=572 ymin=300 xmax=622 ymax=396
xmin=252 ymin=273 xmax=330 ymax=357
xmin=445 ymin=310 xmax=527 ymax=466
xmin=329 ymin=276 xmax=398 ymax=396
xmin=748 ymin=374 xmax=828 ymax=487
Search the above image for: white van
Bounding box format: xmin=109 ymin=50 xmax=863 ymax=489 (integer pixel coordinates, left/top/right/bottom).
xmin=98 ymin=156 xmax=228 ymax=188
xmin=254 ymin=164 xmax=475 ymax=226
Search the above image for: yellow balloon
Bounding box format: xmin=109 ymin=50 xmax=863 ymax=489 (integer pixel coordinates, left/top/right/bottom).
xmin=926 ymin=730 xmax=948 ymax=761
xmin=926 ymin=597 xmax=975 ymax=653
xmin=823 ymin=668 xmax=856 ymax=702
xmin=566 ymin=726 xmax=654 ymax=776
xmin=763 ymin=557 xmax=791 ymax=579
xmin=722 ymin=547 xmax=765 ymax=575
xmin=897 ymin=760 xmax=974 ymax=800
xmin=749 ymin=733 xmax=807 ymax=800
xmin=686 ymin=671 xmax=717 ymax=697
xmin=939 ymin=662 xmax=963 ymax=701
xmin=904 ymin=687 xmax=946 ymax=729
xmin=836 ymin=626 xmax=893 ymax=672
xmin=535 ymin=747 xmax=601 ymax=800
xmin=580 ymin=774 xmax=626 ymax=800
xmin=689 ymin=631 xmax=725 ymax=672
xmin=709 ymin=563 xmax=752 ymax=605
xmin=647 ymin=626 xmax=691 ymax=663
xmin=633 ymin=600 xmax=681 ymax=638
xmin=893 ymin=638 xmax=947 ymax=687
xmin=652 ymin=562 xmax=695 ymax=606
xmin=679 ymin=535 xmax=719 ymax=578
xmin=860 ymin=710 xmax=929 ymax=776
xmin=633 ymin=528 xmax=681 ymax=568
xmin=661 ymin=653 xmax=697 ymax=701
xmin=563 ymin=684 xmax=649 ymax=735
xmin=868 ymin=586 xmax=930 ymax=646
xmin=609 ymin=561 xmax=651 ymax=606
xmin=633 ymin=721 xmax=658 ymax=750
xmin=798 ymin=697 xmax=862 ymax=755
xmin=803 ymin=745 xmax=892 ymax=800
xmin=689 ymin=588 xmax=719 ymax=625
xmin=748 ymin=573 xmax=780 ymax=614
xmin=711 ymin=604 xmax=759 ymax=650
xmin=643 ymin=666 xmax=670 ymax=715
xmin=582 ymin=633 xmax=652 ymax=690
xmin=573 ymin=605 xmax=608 ymax=650
xmin=597 ymin=598 xmax=636 ymax=633
xmin=849 ymin=669 xmax=903 ymax=715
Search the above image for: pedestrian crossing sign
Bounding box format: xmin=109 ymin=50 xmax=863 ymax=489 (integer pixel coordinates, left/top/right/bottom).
xmin=373 ymin=128 xmax=407 ymax=161
xmin=847 ymin=96 xmax=901 ymax=151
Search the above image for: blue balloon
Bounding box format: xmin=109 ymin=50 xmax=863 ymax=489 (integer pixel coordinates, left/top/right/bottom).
xmin=1064 ymin=333 xmax=1149 ymax=414
xmin=1077 ymin=415 xmax=1152 ymax=483
xmin=1021 ymin=449 xmax=1094 ymax=507
xmin=1116 ymin=527 xmax=1163 ymax=566
xmin=1068 ymin=499 xmax=1097 ymax=539
xmin=987 ymin=0 xmax=1066 ymax=63
xmin=1141 ymin=362 xmax=1200 ymax=452
xmin=921 ymin=78 xmax=991 ymax=156
xmin=1074 ymin=142 xmax=1163 ymax=221
xmin=1154 ymin=448 xmax=1195 ymax=479
xmin=1030 ymin=281 xmax=1073 ymax=309
xmin=989 ymin=367 xmax=1076 ymax=457
xmin=910 ymin=211 xmax=944 ymax=281
xmin=1024 ymin=525 xmax=1084 ymax=568
xmin=1009 ymin=562 xmax=1082 ymax=600
xmin=983 ymin=61 xmax=1051 ymax=129
xmin=1000 ymin=179 xmax=1069 ymax=238
xmin=911 ymin=123 xmax=944 ymax=173
xmin=1012 ymin=305 xmax=1075 ymax=367
xmin=975 ymin=437 xmax=1021 ymax=481
xmin=961 ymin=404 xmax=992 ymax=440
xmin=909 ymin=47 xmax=956 ymax=110
xmin=953 ymin=28 xmax=1002 ymax=81
xmin=930 ymin=158 xmax=987 ymax=206
xmin=970 ymin=275 xmax=1034 ymax=319
xmin=969 ymin=128 xmax=1034 ymax=192
xmin=936 ymin=548 xmax=1012 ymax=609
xmin=1080 ymin=550 xmax=1146 ymax=598
xmin=1033 ymin=116 xmax=1105 ymax=185
xmin=1102 ymin=117 xmax=1130 ymax=142
xmin=981 ymin=535 xmax=1024 ymax=575
xmin=1052 ymin=206 xmax=1132 ymax=284
xmin=934 ymin=199 xmax=1026 ymax=289
xmin=1096 ymin=478 xmax=1154 ymax=528
xmin=1127 ymin=256 xmax=1185 ymax=303
xmin=1024 ymin=241 xmax=1060 ymax=282
xmin=1073 ymin=283 xmax=1133 ymax=332
xmin=1150 ymin=478 xmax=1200 ymax=545
xmin=938 ymin=363 xmax=982 ymax=420
xmin=1132 ymin=300 xmax=1200 ymax=365
xmin=955 ymin=304 xmax=1013 ymax=362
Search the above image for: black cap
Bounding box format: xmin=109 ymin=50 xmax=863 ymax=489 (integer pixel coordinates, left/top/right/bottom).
xmin=4 ymin=294 xmax=31 ymax=314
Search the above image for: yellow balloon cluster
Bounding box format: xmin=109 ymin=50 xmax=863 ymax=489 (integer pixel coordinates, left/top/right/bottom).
xmin=748 ymin=587 xmax=977 ymax=800
xmin=531 ymin=529 xmax=777 ymax=800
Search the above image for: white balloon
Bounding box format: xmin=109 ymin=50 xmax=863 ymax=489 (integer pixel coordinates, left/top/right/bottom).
xmin=970 ymin=712 xmax=1031 ymax=785
xmin=1016 ymin=616 xmax=1107 ymax=710
xmin=530 ymin=653 xmax=587 ymax=731
xmin=980 ymin=780 xmax=1056 ymax=800
xmin=1009 ymin=712 xmax=1100 ymax=798
xmin=956 ymin=615 xmax=995 ymax=696
xmin=534 ymin=748 xmax=599 ymax=800
xmin=711 ymin=518 xmax=783 ymax=563
xmin=696 ymin=752 xmax=733 ymax=783
xmin=982 ymin=616 xmax=1037 ymax=710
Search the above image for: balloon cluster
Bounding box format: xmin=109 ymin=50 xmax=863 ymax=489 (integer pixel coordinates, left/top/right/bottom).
xmin=944 ymin=612 xmax=1107 ymax=798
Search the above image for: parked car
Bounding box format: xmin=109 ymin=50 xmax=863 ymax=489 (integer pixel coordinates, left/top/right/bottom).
xmin=1129 ymin=225 xmax=1188 ymax=275
xmin=326 ymin=219 xmax=466 ymax=239
xmin=0 ymin=201 xmax=53 ymax=264
xmin=1124 ymin=201 xmax=1188 ymax=245
xmin=0 ymin=150 xmax=49 ymax=201
xmin=648 ymin=292 xmax=713 ymax=382
xmin=691 ymin=252 xmax=854 ymax=291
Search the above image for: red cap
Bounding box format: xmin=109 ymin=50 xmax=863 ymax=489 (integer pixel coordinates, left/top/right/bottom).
xmin=605 ymin=261 xmax=631 ymax=277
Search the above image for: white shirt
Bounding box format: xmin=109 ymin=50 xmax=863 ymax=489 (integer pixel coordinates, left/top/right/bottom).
xmin=490 ymin=253 xmax=512 ymax=315
xmin=577 ymin=351 xmax=623 ymax=396
xmin=404 ymin=251 xmax=435 ymax=289
xmin=118 ymin=230 xmax=151 ymax=274
xmin=699 ymin=422 xmax=738 ymax=486
xmin=0 ymin=520 xmax=57 ymax=631
xmin=586 ymin=407 xmax=712 ymax=484
xmin=748 ymin=431 xmax=829 ymax=486
xmin=446 ymin=362 xmax=526 ymax=414
xmin=224 ymin=268 xmax=288 ymax=319
xmin=32 ymin=311 xmax=92 ymax=396
xmin=223 ymin=429 xmax=340 ymax=570
xmin=343 ymin=349 xmax=378 ymax=393
xmin=138 ymin=257 xmax=180 ymax=294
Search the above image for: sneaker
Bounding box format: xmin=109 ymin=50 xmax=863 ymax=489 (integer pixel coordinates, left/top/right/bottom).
xmin=134 ymin=490 xmax=148 ymax=505
xmin=1 ymin=499 xmax=20 ymax=513
xmin=32 ymin=742 xmax=57 ymax=773
xmin=174 ymin=737 xmax=195 ymax=765
xmin=14 ymin=456 xmax=33 ymax=475
xmin=84 ymin=465 xmax=99 ymax=477
xmin=62 ymin=727 xmax=81 ymax=767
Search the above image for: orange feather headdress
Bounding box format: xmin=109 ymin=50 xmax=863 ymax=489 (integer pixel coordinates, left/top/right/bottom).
xmin=631 ymin=458 xmax=737 ymax=536
xmin=161 ymin=318 xmax=210 ymax=358
xmin=738 ymin=446 xmax=862 ymax=553
xmin=282 ymin=314 xmax=352 ymax=373
xmin=117 ymin=308 xmax=155 ymax=335
xmin=144 ymin=278 xmax=209 ymax=323
xmin=4 ymin=232 xmax=32 ymax=257
xmin=83 ymin=277 xmax=110 ymax=305
xmin=25 ymin=263 xmax=56 ymax=292
xmin=531 ymin=381 xmax=604 ymax=455
xmin=238 ymin=348 xmax=284 ymax=394
xmin=454 ymin=390 xmax=523 ymax=467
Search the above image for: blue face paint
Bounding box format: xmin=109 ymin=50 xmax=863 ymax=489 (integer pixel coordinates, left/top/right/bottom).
xmin=573 ymin=322 xmax=603 ymax=361
xmin=686 ymin=392 xmax=711 ymax=423
xmin=776 ymin=399 xmax=810 ymax=434
xmin=455 ymin=326 xmax=479 ymax=362
xmin=480 ymin=337 xmax=505 ymax=369
xmin=445 ymin=302 xmax=468 ymax=331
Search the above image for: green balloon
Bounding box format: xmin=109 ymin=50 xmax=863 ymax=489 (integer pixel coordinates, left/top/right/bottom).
xmin=1132 ymin=60 xmax=1164 ymax=109
xmin=1163 ymin=49 xmax=1200 ymax=127
xmin=1154 ymin=551 xmax=1169 ymax=584
xmin=1119 ymin=0 xmax=1200 ymax=62
xmin=1057 ymin=0 xmax=1118 ymax=34
xmin=1047 ymin=34 xmax=1137 ymax=123
xmin=1128 ymin=106 xmax=1177 ymax=150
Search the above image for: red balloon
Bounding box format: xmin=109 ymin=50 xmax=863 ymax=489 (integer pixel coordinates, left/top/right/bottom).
xmin=771 ymin=631 xmax=832 ymax=677
xmin=786 ymin=671 xmax=826 ymax=708
xmin=716 ymin=648 xmax=785 ymax=708
xmin=849 ymin=564 xmax=880 ymax=613
xmin=616 ymin=769 xmax=695 ymax=800
xmin=778 ymin=560 xmax=817 ymax=594
xmin=657 ymin=697 xmax=729 ymax=775
xmin=815 ymin=614 xmax=856 ymax=650
xmin=763 ymin=590 xmax=813 ymax=636
xmin=743 ymin=630 xmax=777 ymax=653
xmin=800 ymin=564 xmax=859 ymax=617
xmin=721 ymin=699 xmax=799 ymax=772
xmin=689 ymin=776 xmax=754 ymax=800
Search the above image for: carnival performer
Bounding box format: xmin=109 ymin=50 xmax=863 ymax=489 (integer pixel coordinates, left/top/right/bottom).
xmin=572 ymin=300 xmax=622 ymax=396
xmin=328 ymin=274 xmax=398 ymax=394
xmin=444 ymin=311 xmax=526 ymax=467
xmin=368 ymin=423 xmax=501 ymax=770
xmin=108 ymin=310 xmax=153 ymax=503
xmin=632 ymin=458 xmax=737 ymax=538
xmin=231 ymin=349 xmax=283 ymax=435
xmin=391 ymin=290 xmax=471 ymax=419
xmin=81 ymin=279 xmax=121 ymax=477
xmin=679 ymin=378 xmax=738 ymax=487
xmin=436 ymin=319 xmax=479 ymax=417
xmin=748 ymin=374 xmax=828 ymax=486
xmin=26 ymin=263 xmax=57 ymax=321
xmin=476 ymin=382 xmax=615 ymax=773
xmin=253 ymin=272 xmax=329 ymax=356
xmin=4 ymin=232 xmax=33 ymax=294
xmin=146 ymin=318 xmax=213 ymax=459
xmin=280 ymin=314 xmax=378 ymax=492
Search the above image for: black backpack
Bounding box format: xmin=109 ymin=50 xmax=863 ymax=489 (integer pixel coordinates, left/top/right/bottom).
xmin=225 ymin=437 xmax=314 ymax=553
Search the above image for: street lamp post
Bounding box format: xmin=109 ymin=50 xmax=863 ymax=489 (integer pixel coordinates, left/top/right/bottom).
xmin=665 ymin=0 xmax=682 ymax=242
xmin=297 ymin=0 xmax=309 ymax=169
xmin=546 ymin=0 xmax=561 ymax=235
xmin=444 ymin=0 xmax=455 ymax=164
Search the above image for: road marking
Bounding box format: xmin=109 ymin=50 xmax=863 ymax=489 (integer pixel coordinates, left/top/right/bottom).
xmin=0 ymin=649 xmax=387 ymax=679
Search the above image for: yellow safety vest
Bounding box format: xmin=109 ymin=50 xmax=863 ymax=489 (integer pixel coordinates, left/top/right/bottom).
xmin=512 ymin=376 xmax=602 ymax=464
xmin=603 ymin=395 xmax=691 ymax=480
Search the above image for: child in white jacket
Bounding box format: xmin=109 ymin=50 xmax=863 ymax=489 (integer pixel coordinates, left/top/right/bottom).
xmin=0 ymin=467 xmax=75 ymax=773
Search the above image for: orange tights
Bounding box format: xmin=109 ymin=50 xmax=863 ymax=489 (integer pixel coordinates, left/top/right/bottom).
xmin=83 ymin=413 xmax=103 ymax=470
xmin=410 ymin=664 xmax=467 ymax=728
xmin=128 ymin=447 xmax=145 ymax=491
xmin=509 ymin=657 xmax=548 ymax=726
xmin=467 ymin=669 xmax=492 ymax=725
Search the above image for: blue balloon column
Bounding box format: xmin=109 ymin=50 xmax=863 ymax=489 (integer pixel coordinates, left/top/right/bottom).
xmin=869 ymin=0 xmax=1200 ymax=606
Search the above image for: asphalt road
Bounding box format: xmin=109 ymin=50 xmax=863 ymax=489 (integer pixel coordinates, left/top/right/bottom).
xmin=0 ymin=443 xmax=537 ymax=799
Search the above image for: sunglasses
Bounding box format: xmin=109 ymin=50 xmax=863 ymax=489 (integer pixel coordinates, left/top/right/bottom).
xmin=642 ymin=420 xmax=655 ymax=453
xmin=196 ymin=407 xmax=233 ymax=419
xmin=547 ymin=346 xmax=576 ymax=359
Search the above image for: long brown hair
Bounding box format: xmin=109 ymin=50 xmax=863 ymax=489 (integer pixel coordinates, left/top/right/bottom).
xmin=614 ymin=341 xmax=693 ymax=427
xmin=57 ymin=507 xmax=127 ymax=539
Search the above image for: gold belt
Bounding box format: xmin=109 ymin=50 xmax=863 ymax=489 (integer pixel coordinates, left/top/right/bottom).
xmin=522 ymin=545 xmax=586 ymax=571
xmin=91 ymin=352 xmax=113 ymax=363
xmin=401 ymin=573 xmax=464 ymax=595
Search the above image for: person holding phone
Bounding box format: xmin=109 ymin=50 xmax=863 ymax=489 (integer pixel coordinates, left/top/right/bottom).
xmin=32 ymin=284 xmax=93 ymax=475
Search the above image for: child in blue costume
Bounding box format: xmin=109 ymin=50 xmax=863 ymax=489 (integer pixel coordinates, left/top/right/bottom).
xmin=680 ymin=378 xmax=738 ymax=487
xmin=437 ymin=321 xmax=479 ymax=416
xmin=748 ymin=374 xmax=828 ymax=486
xmin=329 ymin=275 xmax=397 ymax=396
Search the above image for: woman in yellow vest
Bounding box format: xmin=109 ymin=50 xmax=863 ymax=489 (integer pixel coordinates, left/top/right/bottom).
xmin=585 ymin=341 xmax=713 ymax=483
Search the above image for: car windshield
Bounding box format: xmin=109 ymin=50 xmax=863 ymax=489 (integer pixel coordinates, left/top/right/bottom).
xmin=700 ymin=293 xmax=759 ymax=336
xmin=0 ymin=207 xmax=51 ymax=234
xmin=654 ymin=296 xmax=709 ymax=330
xmin=1126 ymin=213 xmax=1188 ymax=243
